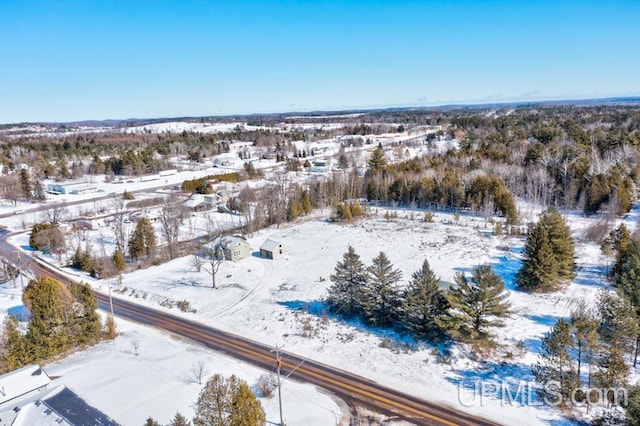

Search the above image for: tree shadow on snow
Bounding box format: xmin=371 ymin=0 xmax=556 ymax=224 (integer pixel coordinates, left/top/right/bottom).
xmin=277 ymin=299 xmax=444 ymax=351
xmin=572 ymin=264 xmax=608 ymax=288
xmin=158 ymin=277 xmax=210 ymax=289
xmin=525 ymin=314 xmax=559 ymax=328
xmin=446 ymin=360 xmax=536 ymax=406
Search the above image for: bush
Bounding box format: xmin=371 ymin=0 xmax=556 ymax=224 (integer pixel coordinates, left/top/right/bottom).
xmin=255 ymin=374 xmax=276 ymax=398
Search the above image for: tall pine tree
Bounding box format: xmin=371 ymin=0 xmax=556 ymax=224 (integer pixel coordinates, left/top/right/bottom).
xmin=128 ymin=217 xmax=157 ymax=259
xmin=326 ymin=246 xmax=368 ymax=319
xmin=365 ymin=252 xmax=403 ymax=327
xmin=541 ymin=207 xmax=575 ymax=280
xmin=532 ymin=318 xmax=579 ymax=408
xmin=403 ymin=259 xmax=448 ymax=339
xmin=193 ymin=374 xmax=264 ymax=426
xmin=614 ymin=239 xmax=640 ymax=366
xmin=569 ymin=301 xmax=599 ymax=387
xmin=19 ymin=168 xmax=32 ymax=199
xmin=23 ymin=277 xmax=75 ymax=359
xmin=517 ymin=222 xmax=559 ymax=292
xmin=437 ymin=265 xmax=511 ymax=342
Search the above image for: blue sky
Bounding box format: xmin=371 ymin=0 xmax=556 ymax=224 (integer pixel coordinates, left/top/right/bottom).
xmin=1 ymin=0 xmax=638 ymax=123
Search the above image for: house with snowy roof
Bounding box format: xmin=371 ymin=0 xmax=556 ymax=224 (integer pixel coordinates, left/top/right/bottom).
xmin=0 ymin=365 xmax=51 ymax=408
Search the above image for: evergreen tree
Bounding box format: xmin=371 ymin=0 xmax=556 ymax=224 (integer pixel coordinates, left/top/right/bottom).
xmin=19 ymin=168 xmax=32 ymax=199
xmin=594 ymin=346 xmax=629 ymax=402
xmin=437 ymin=265 xmax=511 ymax=342
xmin=23 ymin=277 xmax=75 ymax=359
xmin=602 ymin=223 xmax=632 ymax=278
xmin=112 ymin=249 xmax=126 ymax=273
xmin=144 ymin=417 xmax=160 ymax=426
xmin=326 ymin=246 xmax=368 ymax=319
xmin=169 ymin=412 xmax=191 ymax=426
xmin=597 ymin=290 xmax=639 ymax=358
xmin=532 ymin=319 xmax=579 ymax=408
xmin=0 ymin=316 xmax=28 ymax=372
xmin=68 ymin=281 xmax=102 ymax=345
xmin=540 ymin=207 xmax=575 ymax=280
xmin=569 ymin=301 xmax=599 ymax=386
xmin=517 ymin=223 xmax=559 ymax=292
xmin=614 ymin=239 xmax=640 ymax=366
xmin=403 ymin=259 xmax=448 ymax=338
xmin=129 ymin=217 xmax=156 ymax=259
xmin=365 ymin=252 xmax=403 ymax=327
xmin=626 ymin=385 xmax=640 ymax=426
xmin=287 ymin=198 xmax=302 ymax=222
xmin=193 ymin=374 xmax=265 ymax=426
xmin=368 ymin=144 xmax=387 ymax=173
xmin=32 ymin=180 xmax=46 ymax=201
xmin=300 ymin=189 xmax=312 ymax=214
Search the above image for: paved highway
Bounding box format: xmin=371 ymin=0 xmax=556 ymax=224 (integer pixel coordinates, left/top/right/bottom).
xmin=1 ymin=231 xmax=499 ymax=425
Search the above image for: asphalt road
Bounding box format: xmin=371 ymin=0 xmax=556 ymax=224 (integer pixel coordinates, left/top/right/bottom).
xmin=1 ymin=231 xmax=499 ymax=426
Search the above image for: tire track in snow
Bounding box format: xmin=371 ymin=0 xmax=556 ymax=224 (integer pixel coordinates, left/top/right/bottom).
xmin=214 ymin=259 xmax=274 ymax=318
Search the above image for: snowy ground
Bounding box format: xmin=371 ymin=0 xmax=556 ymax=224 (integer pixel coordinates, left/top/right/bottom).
xmin=0 ymin=283 xmax=342 ymax=425
xmin=5 ymin=199 xmax=638 ymax=425
xmin=97 ymin=205 xmax=638 ymax=425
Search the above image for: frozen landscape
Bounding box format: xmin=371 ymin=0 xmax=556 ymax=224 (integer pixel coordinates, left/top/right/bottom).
xmin=2 ymin=192 xmax=632 ymax=425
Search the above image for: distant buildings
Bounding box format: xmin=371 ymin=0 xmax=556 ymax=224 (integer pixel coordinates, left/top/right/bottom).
xmin=46 ymin=182 xmax=98 ymax=195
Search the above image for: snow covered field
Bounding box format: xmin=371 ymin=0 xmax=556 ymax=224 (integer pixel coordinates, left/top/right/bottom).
xmin=4 ymin=196 xmax=637 ymax=424
xmin=2 ymin=167 xmax=638 ymax=424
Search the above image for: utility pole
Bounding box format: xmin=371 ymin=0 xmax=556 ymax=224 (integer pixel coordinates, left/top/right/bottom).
xmin=108 ymin=281 xmax=115 ymax=345
xmin=275 ymin=344 xmax=285 ymax=426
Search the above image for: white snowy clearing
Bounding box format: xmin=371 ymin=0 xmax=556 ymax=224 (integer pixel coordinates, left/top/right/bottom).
xmin=5 ymin=200 xmax=639 ymax=425
xmin=0 ymin=287 xmax=342 ymax=425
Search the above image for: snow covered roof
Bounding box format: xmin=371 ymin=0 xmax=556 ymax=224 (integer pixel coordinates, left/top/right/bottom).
xmin=222 ymin=235 xmax=250 ymax=248
xmin=11 ymin=398 xmax=72 ymax=426
xmin=5 ymin=385 xmax=119 ymax=426
xmin=204 ymin=235 xmax=249 ymax=250
xmin=259 ymin=239 xmax=283 ymax=252
xmin=0 ymin=365 xmax=51 ymax=406
xmin=43 ymin=385 xmax=119 ymax=426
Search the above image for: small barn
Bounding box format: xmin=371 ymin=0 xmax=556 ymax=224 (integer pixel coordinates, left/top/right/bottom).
xmin=260 ymin=239 xmax=287 ymax=260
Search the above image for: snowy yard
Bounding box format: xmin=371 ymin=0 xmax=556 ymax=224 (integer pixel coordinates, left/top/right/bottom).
xmin=5 ymin=201 xmax=638 ymax=425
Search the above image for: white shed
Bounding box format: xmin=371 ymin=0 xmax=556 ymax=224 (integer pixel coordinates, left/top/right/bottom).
xmin=259 ymin=239 xmax=287 ymax=260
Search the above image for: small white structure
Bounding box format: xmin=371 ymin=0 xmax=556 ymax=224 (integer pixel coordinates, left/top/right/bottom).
xmin=47 ymin=182 xmax=97 ymax=195
xmin=159 ymin=169 xmax=178 ymax=177
xmin=0 ymin=365 xmax=51 ymax=407
xmin=259 ymin=239 xmax=287 ymax=260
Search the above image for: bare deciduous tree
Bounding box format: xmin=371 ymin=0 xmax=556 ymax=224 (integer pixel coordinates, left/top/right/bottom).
xmin=0 ymin=174 xmax=21 ymax=206
xmin=255 ymin=373 xmax=276 ymax=398
xmin=42 ymin=202 xmax=69 ymax=225
xmin=190 ymin=253 xmax=204 ymax=273
xmin=190 ymin=360 xmax=208 ymax=385
xmin=202 ymin=244 xmax=223 ymax=289
xmin=131 ymin=338 xmax=140 ymax=356
xmin=110 ymin=198 xmax=127 ymax=254
xmin=160 ymin=194 xmax=184 ymax=260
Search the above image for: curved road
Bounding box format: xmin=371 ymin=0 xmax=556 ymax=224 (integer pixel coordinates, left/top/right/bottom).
xmin=1 ymin=232 xmax=498 ymax=426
